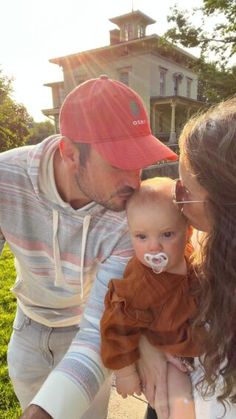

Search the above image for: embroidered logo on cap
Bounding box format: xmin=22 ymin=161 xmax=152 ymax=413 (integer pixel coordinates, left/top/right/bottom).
xmin=130 ymin=100 xmax=140 ymax=117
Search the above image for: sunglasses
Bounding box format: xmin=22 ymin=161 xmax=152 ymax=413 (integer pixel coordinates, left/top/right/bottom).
xmin=172 ymin=179 xmax=205 ymax=211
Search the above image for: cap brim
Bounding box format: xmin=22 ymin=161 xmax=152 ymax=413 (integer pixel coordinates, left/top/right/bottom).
xmin=92 ymin=134 xmax=178 ymax=170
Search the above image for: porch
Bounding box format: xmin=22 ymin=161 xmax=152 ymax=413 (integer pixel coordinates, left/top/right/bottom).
xmin=150 ymin=96 xmax=206 ymax=145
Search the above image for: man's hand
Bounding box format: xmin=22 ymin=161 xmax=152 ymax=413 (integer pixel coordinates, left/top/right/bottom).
xmin=20 ymin=405 xmax=52 ymax=419
xmin=138 ymin=336 xmax=187 ymax=419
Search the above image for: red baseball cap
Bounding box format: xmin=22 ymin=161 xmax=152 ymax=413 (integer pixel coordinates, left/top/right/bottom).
xmin=59 ymin=75 xmax=177 ymax=170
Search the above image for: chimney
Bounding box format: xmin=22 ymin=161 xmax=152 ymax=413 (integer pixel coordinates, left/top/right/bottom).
xmin=110 ymin=29 xmax=120 ymax=45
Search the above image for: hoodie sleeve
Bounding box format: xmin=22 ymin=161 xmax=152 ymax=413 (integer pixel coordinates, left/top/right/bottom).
xmin=31 ymin=254 xmax=130 ymax=419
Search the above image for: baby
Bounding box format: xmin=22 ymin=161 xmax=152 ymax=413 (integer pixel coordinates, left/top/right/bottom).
xmin=100 ymin=177 xmax=205 ymax=419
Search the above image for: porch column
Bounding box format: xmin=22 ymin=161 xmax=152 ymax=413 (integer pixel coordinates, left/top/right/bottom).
xmin=187 ymin=107 xmax=192 ymax=120
xmin=151 ymin=104 xmax=156 ymax=133
xmin=169 ymin=100 xmax=176 ymax=143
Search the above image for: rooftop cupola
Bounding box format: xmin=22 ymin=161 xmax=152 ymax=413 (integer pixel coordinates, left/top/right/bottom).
xmin=109 ymin=10 xmax=156 ymax=44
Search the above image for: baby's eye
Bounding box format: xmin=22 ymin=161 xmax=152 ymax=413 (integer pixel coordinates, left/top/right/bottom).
xmin=135 ymin=233 xmax=146 ymax=240
xmin=162 ymin=231 xmax=174 ymax=239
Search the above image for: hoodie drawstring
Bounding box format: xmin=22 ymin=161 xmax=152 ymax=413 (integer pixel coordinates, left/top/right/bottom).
xmin=80 ymin=214 xmax=91 ymax=299
xmin=53 ymin=209 xmax=64 ymax=286
xmin=52 ymin=209 xmax=91 ymax=298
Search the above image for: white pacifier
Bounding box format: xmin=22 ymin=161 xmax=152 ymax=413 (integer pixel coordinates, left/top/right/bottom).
xmin=144 ymin=252 xmax=169 ymax=274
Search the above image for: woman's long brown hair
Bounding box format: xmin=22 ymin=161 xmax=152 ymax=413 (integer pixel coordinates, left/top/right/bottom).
xmin=179 ymin=97 xmax=236 ymax=406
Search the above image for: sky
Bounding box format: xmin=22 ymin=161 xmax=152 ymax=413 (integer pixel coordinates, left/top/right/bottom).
xmin=1 ymin=0 xmax=204 ymax=122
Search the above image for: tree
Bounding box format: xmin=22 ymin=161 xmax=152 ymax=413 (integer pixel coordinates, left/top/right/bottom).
xmin=165 ymin=1 xmax=236 ymax=63
xmin=27 ymin=120 xmax=55 ymax=144
xmin=197 ymin=62 xmax=236 ymax=103
xmin=163 ymin=1 xmax=236 ymax=102
xmin=0 ymin=71 xmax=31 ymax=152
xmin=203 ymin=0 xmax=236 ymax=59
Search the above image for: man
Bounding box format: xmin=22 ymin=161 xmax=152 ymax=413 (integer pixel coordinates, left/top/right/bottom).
xmin=1 ymin=75 xmax=177 ymax=418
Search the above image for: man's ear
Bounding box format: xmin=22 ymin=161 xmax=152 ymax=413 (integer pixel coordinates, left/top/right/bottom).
xmin=59 ymin=137 xmax=80 ymax=171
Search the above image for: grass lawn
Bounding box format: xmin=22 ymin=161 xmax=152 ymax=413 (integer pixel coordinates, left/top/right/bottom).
xmin=0 ymin=245 xmax=22 ymax=418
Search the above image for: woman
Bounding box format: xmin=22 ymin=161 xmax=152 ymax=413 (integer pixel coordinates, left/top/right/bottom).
xmin=145 ymin=96 xmax=236 ymax=419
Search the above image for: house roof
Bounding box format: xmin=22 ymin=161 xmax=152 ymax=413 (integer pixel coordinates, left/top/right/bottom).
xmin=49 ymin=34 xmax=198 ymax=67
xmin=109 ymin=10 xmax=156 ymax=26
xmin=44 ymin=81 xmax=64 ymax=87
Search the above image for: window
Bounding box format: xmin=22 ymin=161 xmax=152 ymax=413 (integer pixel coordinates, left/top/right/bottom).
xmin=137 ymin=24 xmax=145 ymax=38
xmin=119 ymin=71 xmax=129 ymax=86
xmin=75 ymin=74 xmax=87 ymax=86
xmin=58 ymin=85 xmax=65 ymax=105
xmin=173 ymin=72 xmax=183 ymax=95
xmin=75 ymin=77 xmax=85 ymax=85
xmin=186 ymin=77 xmax=192 ymax=98
xmin=124 ymin=23 xmax=133 ymax=41
xmin=158 ymin=113 xmax=164 ymax=132
xmin=118 ymin=66 xmax=131 ymax=86
xmin=159 ymin=68 xmax=167 ymax=96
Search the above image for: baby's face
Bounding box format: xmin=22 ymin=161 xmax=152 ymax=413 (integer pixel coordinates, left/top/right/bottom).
xmin=127 ymin=201 xmax=189 ymax=275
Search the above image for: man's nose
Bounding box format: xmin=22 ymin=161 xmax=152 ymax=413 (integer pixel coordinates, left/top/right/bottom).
xmin=126 ymin=170 xmax=141 ymax=190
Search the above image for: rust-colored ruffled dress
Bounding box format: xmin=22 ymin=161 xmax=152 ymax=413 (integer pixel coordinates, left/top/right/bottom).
xmin=100 ymin=246 xmax=205 ymax=370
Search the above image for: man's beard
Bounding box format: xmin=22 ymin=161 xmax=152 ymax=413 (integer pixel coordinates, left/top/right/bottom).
xmin=76 ymin=171 xmax=135 ymax=212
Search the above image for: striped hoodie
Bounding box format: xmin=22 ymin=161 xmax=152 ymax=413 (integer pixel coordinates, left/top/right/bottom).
xmin=0 ymin=135 xmax=133 ymax=417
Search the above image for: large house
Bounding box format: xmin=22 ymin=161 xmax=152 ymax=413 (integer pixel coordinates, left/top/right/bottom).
xmin=42 ymin=9 xmax=205 ymax=145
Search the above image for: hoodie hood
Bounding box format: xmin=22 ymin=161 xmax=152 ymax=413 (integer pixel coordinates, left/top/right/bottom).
xmin=26 ymin=135 xmax=99 ymax=295
xmin=27 ymin=134 xmax=66 ymax=206
xmin=27 ymin=135 xmax=102 ymax=214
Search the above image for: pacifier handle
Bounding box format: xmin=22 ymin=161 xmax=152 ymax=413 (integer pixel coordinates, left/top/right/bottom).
xmin=144 ymin=252 xmax=168 ymax=274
